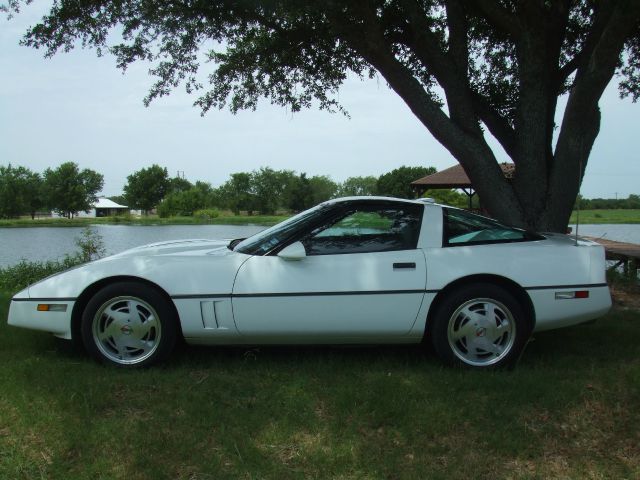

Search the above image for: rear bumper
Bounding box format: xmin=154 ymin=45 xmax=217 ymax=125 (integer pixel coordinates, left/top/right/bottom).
xmin=8 ymin=299 xmax=74 ymax=340
xmin=530 ymin=285 xmax=612 ymax=332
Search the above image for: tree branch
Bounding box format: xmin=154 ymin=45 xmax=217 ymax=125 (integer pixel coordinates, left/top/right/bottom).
xmin=471 ymin=0 xmax=521 ymax=39
xmin=326 ymin=3 xmax=522 ymax=223
xmin=549 ymin=0 xmax=640 ymax=227
xmin=471 ymin=92 xmax=516 ymax=158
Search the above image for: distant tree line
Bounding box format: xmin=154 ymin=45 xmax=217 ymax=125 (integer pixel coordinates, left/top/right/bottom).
xmin=0 ymin=162 xmax=103 ymax=219
xmin=576 ymin=194 xmax=640 ymax=210
xmin=119 ymin=165 xmax=445 ymax=217
xmin=1 ymin=161 xmax=507 ymax=219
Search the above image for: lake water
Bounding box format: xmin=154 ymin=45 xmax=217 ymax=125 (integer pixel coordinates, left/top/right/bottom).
xmin=0 ymin=223 xmax=639 ymax=268
xmin=0 ymin=224 xmax=265 ymax=268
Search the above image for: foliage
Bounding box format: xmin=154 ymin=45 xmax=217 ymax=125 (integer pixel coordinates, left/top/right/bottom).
xmin=337 ymin=176 xmax=379 ymax=197
xmin=168 ymin=176 xmax=193 ymax=194
xmin=0 ymin=164 xmax=43 ymax=219
xmin=157 ymin=187 xmax=208 ymax=217
xmin=43 ymin=162 xmax=104 ymax=219
xmin=107 ymin=194 xmax=127 ymax=207
xmin=193 ymin=208 xmax=220 ymax=220
xmin=283 ymin=172 xmax=312 ymax=212
xmin=74 ymin=226 xmax=106 ymax=262
xmin=308 ymin=175 xmax=338 ymax=206
xmin=377 ymin=166 xmax=436 ymax=199
xmin=10 ymin=0 xmax=639 ymax=232
xmin=123 ymin=164 xmax=170 ymax=213
xmin=0 ymin=227 xmax=104 ymax=294
xmin=576 ymin=194 xmax=640 ymax=210
xmin=422 ymin=189 xmax=469 ymax=209
xmin=216 ymin=172 xmax=255 ymax=215
xmin=0 ymin=257 xmax=80 ymax=295
xmin=251 ymin=167 xmax=295 ymax=215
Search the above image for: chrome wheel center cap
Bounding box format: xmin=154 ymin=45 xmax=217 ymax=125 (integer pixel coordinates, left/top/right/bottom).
xmin=475 ymin=327 xmax=486 ymax=337
xmin=120 ymin=325 xmax=133 ymax=335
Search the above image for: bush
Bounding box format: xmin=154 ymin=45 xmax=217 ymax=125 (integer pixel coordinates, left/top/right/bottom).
xmin=0 ymin=257 xmax=81 ymax=294
xmin=194 ymin=208 xmax=220 ymax=220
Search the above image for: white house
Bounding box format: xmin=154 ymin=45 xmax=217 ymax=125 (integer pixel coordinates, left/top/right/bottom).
xmin=52 ymin=197 xmax=129 ymax=218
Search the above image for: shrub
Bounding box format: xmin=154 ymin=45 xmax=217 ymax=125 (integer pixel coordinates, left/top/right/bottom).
xmin=194 ymin=208 xmax=220 ymax=220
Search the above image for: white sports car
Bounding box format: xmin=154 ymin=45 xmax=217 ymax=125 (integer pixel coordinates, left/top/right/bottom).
xmin=8 ymin=197 xmax=611 ymax=369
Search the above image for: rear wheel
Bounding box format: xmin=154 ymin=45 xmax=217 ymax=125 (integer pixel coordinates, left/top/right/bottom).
xmin=430 ymin=284 xmax=531 ymax=368
xmin=81 ymin=282 xmax=178 ymax=367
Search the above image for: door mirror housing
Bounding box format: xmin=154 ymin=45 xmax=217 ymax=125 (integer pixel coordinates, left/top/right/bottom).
xmin=277 ymin=241 xmax=307 ymax=261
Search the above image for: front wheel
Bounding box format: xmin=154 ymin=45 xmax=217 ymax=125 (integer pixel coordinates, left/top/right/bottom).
xmin=430 ymin=285 xmax=531 ymax=368
xmin=81 ymin=282 xmax=178 ymax=367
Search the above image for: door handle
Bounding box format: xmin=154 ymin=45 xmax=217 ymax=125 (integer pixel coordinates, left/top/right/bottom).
xmin=393 ymin=262 xmax=416 ymax=269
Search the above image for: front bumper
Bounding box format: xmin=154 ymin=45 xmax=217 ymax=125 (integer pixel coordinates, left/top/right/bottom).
xmin=8 ymin=298 xmax=75 ymax=340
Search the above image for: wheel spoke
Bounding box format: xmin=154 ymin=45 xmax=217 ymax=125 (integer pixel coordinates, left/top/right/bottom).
xmin=489 ymin=320 xmax=511 ymax=343
xmin=103 ymin=305 xmax=131 ymax=324
xmin=450 ymin=319 xmax=475 ymax=341
xmin=476 ymin=337 xmax=503 ymax=356
xmin=135 ymin=314 xmax=158 ymax=340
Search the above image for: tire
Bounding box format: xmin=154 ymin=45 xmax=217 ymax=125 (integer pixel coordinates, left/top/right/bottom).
xmin=81 ymin=282 xmax=178 ymax=367
xmin=430 ymin=284 xmax=531 ymax=368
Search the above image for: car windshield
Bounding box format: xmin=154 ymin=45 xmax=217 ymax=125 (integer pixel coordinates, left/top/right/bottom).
xmin=233 ymin=203 xmax=331 ymax=255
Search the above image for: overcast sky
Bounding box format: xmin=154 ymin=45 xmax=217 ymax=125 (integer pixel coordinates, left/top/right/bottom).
xmin=1 ymin=3 xmax=638 ymax=199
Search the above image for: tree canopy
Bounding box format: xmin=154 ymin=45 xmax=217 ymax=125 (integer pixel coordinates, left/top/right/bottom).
xmin=377 ymin=166 xmax=436 ymax=198
xmin=7 ymin=0 xmax=639 ymax=230
xmin=43 ymin=162 xmax=104 ymax=218
xmin=0 ymin=165 xmax=43 ymax=219
xmin=124 ymin=164 xmax=170 ymax=213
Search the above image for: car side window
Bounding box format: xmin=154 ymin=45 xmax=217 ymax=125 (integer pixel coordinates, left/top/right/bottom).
xmin=301 ymin=204 xmax=423 ymax=255
xmin=443 ymin=208 xmax=541 ymax=246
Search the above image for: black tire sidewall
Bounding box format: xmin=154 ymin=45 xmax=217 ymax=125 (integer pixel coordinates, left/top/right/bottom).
xmin=81 ymin=282 xmax=178 ymax=367
xmin=430 ymin=284 xmax=531 ymax=368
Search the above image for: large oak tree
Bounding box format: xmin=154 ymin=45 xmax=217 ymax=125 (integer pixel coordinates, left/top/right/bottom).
xmin=6 ymin=0 xmax=639 ymax=231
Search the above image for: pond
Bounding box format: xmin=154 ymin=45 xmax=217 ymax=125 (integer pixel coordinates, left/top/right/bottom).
xmin=0 ymin=224 xmax=265 ymax=268
xmin=0 ymin=223 xmax=639 ymax=268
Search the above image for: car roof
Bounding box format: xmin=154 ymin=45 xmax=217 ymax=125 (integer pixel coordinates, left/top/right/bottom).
xmin=323 ymin=196 xmax=443 ymax=208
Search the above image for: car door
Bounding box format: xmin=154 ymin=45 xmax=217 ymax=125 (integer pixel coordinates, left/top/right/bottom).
xmin=231 ymin=202 xmax=427 ymax=338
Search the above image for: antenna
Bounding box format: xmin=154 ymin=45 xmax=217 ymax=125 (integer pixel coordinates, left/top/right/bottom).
xmin=575 ymin=160 xmax=582 ymax=246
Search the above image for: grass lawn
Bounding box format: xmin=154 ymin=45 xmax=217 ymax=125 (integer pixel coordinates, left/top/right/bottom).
xmin=1 ymin=294 xmax=639 ymax=479
xmin=569 ymin=209 xmax=640 ymax=224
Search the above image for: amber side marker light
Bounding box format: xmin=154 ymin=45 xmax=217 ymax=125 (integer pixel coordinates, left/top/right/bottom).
xmin=37 ymin=304 xmax=67 ymax=312
xmin=555 ymin=291 xmax=589 ymax=300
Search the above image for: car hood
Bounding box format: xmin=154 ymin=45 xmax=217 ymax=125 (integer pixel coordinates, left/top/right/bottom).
xmin=107 ymin=238 xmax=234 ymax=259
xmin=24 ymin=238 xmax=251 ymax=300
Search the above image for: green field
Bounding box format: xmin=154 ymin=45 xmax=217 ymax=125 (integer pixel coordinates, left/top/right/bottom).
xmin=570 ymin=209 xmax=640 ymax=224
xmin=1 ymin=293 xmax=639 ymax=479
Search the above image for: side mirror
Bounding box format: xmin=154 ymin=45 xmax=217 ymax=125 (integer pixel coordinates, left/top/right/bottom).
xmin=277 ymin=241 xmax=307 ymax=261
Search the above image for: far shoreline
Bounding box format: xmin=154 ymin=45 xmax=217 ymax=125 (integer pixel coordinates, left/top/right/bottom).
xmin=1 ymin=209 xmax=639 ymax=228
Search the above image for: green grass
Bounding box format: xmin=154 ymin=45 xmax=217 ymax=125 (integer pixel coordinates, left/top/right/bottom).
xmin=570 ymin=209 xmax=640 ymax=224
xmin=0 ymin=214 xmax=288 ymax=228
xmin=1 ymin=294 xmax=639 ymax=479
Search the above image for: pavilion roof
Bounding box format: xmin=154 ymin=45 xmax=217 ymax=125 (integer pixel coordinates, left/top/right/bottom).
xmin=411 ymin=163 xmax=515 ymax=190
